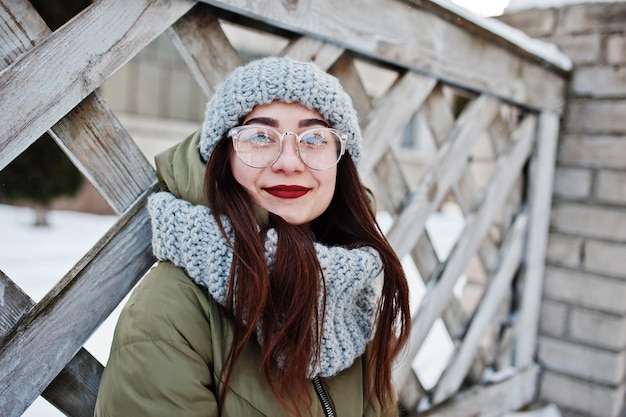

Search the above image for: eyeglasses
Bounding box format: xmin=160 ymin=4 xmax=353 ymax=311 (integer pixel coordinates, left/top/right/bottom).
xmin=228 ymin=125 xmax=347 ymax=171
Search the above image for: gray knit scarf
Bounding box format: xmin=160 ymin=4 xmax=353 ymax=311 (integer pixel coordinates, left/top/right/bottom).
xmin=147 ymin=191 xmax=383 ymax=378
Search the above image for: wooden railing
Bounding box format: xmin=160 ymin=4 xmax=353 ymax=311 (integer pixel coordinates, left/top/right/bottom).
xmin=0 ymin=0 xmax=571 ymax=416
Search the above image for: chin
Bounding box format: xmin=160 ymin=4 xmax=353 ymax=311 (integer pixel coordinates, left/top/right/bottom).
xmin=273 ymin=211 xmax=309 ymax=225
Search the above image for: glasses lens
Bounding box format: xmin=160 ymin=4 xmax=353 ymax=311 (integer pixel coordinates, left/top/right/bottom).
xmin=234 ymin=127 xmax=281 ymax=168
xmin=298 ymin=129 xmax=344 ymax=170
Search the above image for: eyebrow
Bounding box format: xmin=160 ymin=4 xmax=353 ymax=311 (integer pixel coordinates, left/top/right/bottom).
xmin=243 ymin=117 xmax=330 ymax=128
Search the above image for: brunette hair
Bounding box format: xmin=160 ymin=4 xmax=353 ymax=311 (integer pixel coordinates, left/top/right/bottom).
xmin=205 ymin=136 xmax=410 ymax=416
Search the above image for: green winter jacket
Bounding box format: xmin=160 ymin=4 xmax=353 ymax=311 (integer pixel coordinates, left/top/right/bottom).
xmin=94 ymin=131 xmax=385 ymax=416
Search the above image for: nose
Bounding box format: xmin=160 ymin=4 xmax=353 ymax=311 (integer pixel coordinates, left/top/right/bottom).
xmin=271 ymin=133 xmax=304 ymax=173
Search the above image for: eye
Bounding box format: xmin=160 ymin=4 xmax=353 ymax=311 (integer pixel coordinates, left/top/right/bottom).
xmin=301 ymin=131 xmax=328 ymax=148
xmin=244 ymin=129 xmax=277 ymax=146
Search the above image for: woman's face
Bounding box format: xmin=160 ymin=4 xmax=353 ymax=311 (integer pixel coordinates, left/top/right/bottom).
xmin=230 ymin=101 xmax=337 ymax=225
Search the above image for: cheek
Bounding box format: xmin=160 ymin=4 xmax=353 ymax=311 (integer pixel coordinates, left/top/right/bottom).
xmin=230 ymin=152 xmax=258 ymax=194
xmin=317 ymin=171 xmax=337 ymax=207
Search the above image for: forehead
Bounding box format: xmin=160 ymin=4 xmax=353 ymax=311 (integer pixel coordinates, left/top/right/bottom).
xmin=243 ymin=101 xmax=325 ymax=122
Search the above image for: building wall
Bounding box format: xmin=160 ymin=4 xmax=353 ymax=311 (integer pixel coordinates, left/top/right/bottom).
xmin=499 ymin=3 xmax=626 ymax=417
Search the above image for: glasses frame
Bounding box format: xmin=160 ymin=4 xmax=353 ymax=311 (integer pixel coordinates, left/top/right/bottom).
xmin=228 ymin=125 xmax=348 ymax=171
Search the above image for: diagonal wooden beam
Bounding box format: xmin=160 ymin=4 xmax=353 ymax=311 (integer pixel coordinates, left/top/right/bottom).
xmin=279 ymin=36 xmax=345 ymax=70
xmin=0 ymin=3 xmax=158 ymax=416
xmin=359 ymin=71 xmax=437 ymax=176
xmin=0 ymin=0 xmax=157 ymax=214
xmin=50 ymin=93 xmax=156 ymax=214
xmin=432 ymin=213 xmax=528 ymax=404
xmin=0 ymin=270 xmax=105 ymax=417
xmin=0 ymin=0 xmax=195 ymax=171
xmin=393 ymin=113 xmax=537 ymax=390
xmin=385 ymin=94 xmax=500 ymax=260
xmin=328 ymin=53 xmax=372 ymax=118
xmin=167 ymin=3 xmax=243 ymax=99
xmin=0 ymin=188 xmax=156 ymax=417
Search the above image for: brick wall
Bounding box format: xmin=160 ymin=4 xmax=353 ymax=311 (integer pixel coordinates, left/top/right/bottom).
xmin=499 ymin=3 xmax=626 ymax=417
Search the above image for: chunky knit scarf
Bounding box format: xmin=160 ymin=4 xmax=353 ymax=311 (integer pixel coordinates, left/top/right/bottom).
xmin=147 ymin=191 xmax=383 ymax=378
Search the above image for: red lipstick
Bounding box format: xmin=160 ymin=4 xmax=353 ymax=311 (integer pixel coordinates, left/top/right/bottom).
xmin=265 ymin=185 xmax=310 ymax=199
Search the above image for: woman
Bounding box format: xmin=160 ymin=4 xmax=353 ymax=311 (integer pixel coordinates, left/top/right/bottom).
xmin=95 ymin=56 xmax=410 ymax=417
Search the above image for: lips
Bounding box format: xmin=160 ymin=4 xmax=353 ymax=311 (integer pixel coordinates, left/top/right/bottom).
xmin=264 ymin=185 xmax=310 ymax=199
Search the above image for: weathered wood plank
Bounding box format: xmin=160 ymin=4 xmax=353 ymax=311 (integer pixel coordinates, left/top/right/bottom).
xmin=0 ymin=0 xmax=195 ymax=171
xmin=167 ymin=3 xmax=242 ymax=99
xmin=373 ymin=151 xmax=411 ymax=214
xmin=432 ymin=213 xmax=528 ymax=404
xmin=514 ymin=111 xmax=560 ymax=368
xmin=201 ymin=0 xmax=568 ymax=112
xmin=0 ymin=270 xmax=33 ymax=340
xmin=452 ymin=166 xmax=482 ymax=214
xmin=0 ymin=3 xmax=145 ymax=415
xmin=51 ymin=93 xmax=156 ymax=214
xmin=422 ymin=84 xmax=458 ymax=147
xmin=0 ymin=268 xmax=105 ymax=417
xmin=40 ymin=348 xmax=103 ymax=417
xmin=386 ymin=95 xmax=500 ymax=260
xmin=398 ymin=370 xmax=427 ymax=411
xmin=408 ymin=0 xmax=572 ymax=72
xmin=280 ymin=36 xmax=345 ymax=71
xmin=393 ymin=114 xmax=536 ymax=390
xmin=0 ymin=0 xmax=156 ymax=213
xmin=0 ymin=189 xmax=156 ymax=417
xmin=492 ymin=323 xmax=514 ymax=372
xmin=359 ymin=72 xmax=437 ymax=175
xmin=413 ymin=365 xmax=540 ymax=417
xmin=0 ymin=0 xmax=48 ymax=68
xmin=411 ymin=232 xmax=440 ymax=285
xmin=328 ymin=53 xmax=372 ymax=117
xmin=478 ymin=238 xmax=501 ymax=276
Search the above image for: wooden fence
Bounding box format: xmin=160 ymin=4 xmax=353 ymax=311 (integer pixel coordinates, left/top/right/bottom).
xmin=0 ymin=0 xmax=571 ymax=416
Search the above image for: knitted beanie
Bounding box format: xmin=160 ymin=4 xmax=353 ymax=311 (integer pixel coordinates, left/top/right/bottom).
xmin=199 ymin=56 xmax=362 ymax=163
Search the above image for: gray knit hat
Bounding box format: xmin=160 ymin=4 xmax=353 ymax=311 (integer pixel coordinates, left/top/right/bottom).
xmin=199 ymin=56 xmax=362 ymax=164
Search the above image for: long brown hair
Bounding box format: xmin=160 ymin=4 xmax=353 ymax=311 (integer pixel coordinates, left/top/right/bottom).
xmin=205 ymin=136 xmax=411 ymax=416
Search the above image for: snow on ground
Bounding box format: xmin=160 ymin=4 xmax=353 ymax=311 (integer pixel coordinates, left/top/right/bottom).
xmin=1 ymin=204 xmax=119 ymax=417
xmin=1 ymin=203 xmax=465 ymax=416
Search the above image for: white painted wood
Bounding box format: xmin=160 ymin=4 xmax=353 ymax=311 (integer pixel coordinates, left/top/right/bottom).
xmin=0 ymin=0 xmax=194 ymax=171
xmin=385 ymin=95 xmax=500 ymax=260
xmin=201 ymin=0 xmax=568 ymax=112
xmin=412 ymin=232 xmax=440 ymax=284
xmin=373 ymin=151 xmax=412 ymax=213
xmin=414 ymin=0 xmax=572 ymax=71
xmin=502 ymin=403 xmax=563 ymax=417
xmin=422 ymin=85 xmax=457 ymax=147
xmin=394 ymin=114 xmax=537 ymax=390
xmin=432 ymin=213 xmax=528 ymax=403
xmin=416 ymin=365 xmax=540 ymax=417
xmin=514 ymin=111 xmax=560 ymax=368
xmin=359 ymin=72 xmax=437 ymax=175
